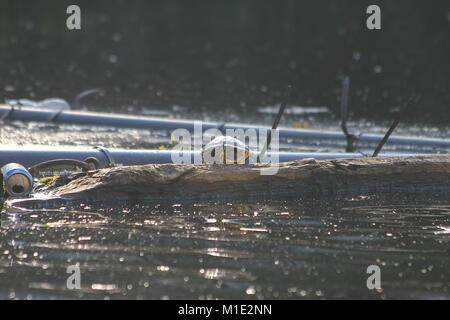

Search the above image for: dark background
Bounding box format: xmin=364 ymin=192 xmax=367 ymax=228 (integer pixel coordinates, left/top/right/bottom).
xmin=1 ymin=0 xmax=449 ymax=123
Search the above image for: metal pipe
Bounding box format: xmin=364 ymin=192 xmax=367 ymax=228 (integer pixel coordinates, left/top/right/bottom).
xmin=0 ymin=145 xmax=427 ymax=169
xmin=1 ymin=105 xmax=449 ymax=149
xmin=1 ymin=163 xmax=33 ymax=197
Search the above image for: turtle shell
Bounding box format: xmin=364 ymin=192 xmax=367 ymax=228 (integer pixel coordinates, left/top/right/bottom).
xmin=202 ymin=136 xmax=251 ymax=164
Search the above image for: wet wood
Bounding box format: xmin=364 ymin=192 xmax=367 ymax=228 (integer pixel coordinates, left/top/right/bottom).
xmin=26 ymin=155 xmax=450 ymax=203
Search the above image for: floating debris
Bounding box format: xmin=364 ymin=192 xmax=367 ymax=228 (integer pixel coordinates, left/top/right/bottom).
xmin=258 ymin=105 xmax=329 ymax=115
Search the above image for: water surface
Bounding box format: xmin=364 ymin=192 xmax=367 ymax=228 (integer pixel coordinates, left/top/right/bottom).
xmin=1 ymin=195 xmax=449 ymax=299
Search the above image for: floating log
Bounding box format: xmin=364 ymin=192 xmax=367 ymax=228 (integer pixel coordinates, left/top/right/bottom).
xmin=8 ymin=155 xmax=450 ymax=208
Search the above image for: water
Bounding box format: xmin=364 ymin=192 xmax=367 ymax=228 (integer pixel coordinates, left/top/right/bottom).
xmin=1 ymin=195 xmax=449 ymax=300
xmin=1 ymin=0 xmax=449 ymax=300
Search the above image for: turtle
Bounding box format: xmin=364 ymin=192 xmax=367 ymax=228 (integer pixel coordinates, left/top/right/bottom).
xmin=202 ymin=136 xmax=252 ymax=164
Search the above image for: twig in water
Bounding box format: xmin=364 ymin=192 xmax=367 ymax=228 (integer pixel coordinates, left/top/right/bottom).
xmin=340 ymin=76 xmax=358 ymax=152
xmin=258 ymin=84 xmax=292 ymax=162
xmin=372 ymin=94 xmax=421 ymax=157
xmin=340 ymin=77 xmax=351 ymax=136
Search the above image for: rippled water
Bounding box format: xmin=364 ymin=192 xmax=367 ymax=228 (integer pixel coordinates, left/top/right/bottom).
xmin=1 ymin=194 xmax=449 ymax=300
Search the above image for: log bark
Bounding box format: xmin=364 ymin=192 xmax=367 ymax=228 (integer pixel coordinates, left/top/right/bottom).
xmin=19 ymin=155 xmax=450 ymax=205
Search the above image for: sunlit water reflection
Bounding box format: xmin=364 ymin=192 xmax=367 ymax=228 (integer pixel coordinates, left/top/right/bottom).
xmin=1 ymin=195 xmax=449 ymax=300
